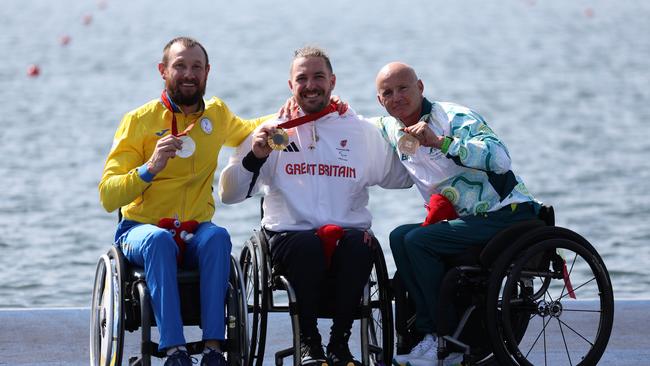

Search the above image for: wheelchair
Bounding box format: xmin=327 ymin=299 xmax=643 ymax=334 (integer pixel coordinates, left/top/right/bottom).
xmin=239 ymin=229 xmax=394 ymax=366
xmin=89 ymin=245 xmax=249 ymax=366
xmin=393 ymin=205 xmax=614 ymax=366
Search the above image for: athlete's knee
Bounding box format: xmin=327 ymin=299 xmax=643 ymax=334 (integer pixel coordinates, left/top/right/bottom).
xmin=197 ymin=225 xmax=232 ymax=254
xmin=143 ymin=229 xmax=178 ymax=258
xmin=403 ymin=228 xmax=435 ymax=255
xmin=389 ymin=232 xmax=405 ymax=254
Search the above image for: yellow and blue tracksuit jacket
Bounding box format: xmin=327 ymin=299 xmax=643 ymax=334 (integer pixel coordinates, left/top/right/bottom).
xmin=99 ymin=96 xmax=271 ymax=224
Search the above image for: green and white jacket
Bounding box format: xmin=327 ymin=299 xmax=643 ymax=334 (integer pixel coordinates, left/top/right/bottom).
xmin=374 ymin=98 xmax=536 ymax=216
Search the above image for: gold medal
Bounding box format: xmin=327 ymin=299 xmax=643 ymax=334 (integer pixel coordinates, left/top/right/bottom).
xmin=397 ymin=133 xmax=420 ymax=156
xmin=268 ymin=128 xmax=289 ymax=150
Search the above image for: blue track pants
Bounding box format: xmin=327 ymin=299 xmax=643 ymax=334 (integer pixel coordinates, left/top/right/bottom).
xmin=116 ymin=220 xmax=232 ymax=350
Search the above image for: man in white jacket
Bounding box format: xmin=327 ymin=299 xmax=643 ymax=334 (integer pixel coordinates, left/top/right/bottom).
xmin=219 ymin=47 xmax=411 ymax=366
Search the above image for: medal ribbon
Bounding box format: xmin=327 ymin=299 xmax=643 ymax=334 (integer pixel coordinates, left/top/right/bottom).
xmin=160 ymin=90 xmax=196 ymax=136
xmin=276 ymin=102 xmax=338 ymax=129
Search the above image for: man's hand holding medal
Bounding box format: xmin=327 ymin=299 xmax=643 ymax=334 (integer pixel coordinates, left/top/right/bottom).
xmin=146 ymin=134 xmax=184 ymax=175
xmin=252 ymin=125 xmax=278 ymax=158
xmin=402 ymin=121 xmax=444 ymax=149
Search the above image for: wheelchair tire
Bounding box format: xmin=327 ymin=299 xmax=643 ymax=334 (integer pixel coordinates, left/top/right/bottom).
xmin=498 ymin=238 xmax=614 ymax=366
xmin=485 ymin=225 xmax=602 ymax=364
xmin=239 ymin=232 xmax=269 ymax=366
xmin=90 ymin=246 xmax=125 ymax=366
xmin=367 ymin=246 xmax=394 ymax=365
xmin=227 ymin=254 xmax=250 ymax=366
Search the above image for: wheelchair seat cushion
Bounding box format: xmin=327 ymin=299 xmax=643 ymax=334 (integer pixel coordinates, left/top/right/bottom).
xmin=479 ymin=219 xmax=546 ymax=267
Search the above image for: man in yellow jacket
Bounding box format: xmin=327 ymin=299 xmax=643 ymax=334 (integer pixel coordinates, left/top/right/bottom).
xmin=99 ymin=37 xmax=267 ymax=366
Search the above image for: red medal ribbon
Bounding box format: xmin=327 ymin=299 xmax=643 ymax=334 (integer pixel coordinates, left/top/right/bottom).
xmin=276 ymin=102 xmax=338 ymax=129
xmin=160 ymin=90 xmax=195 ymax=136
xmin=562 ymin=261 xmax=577 ymax=299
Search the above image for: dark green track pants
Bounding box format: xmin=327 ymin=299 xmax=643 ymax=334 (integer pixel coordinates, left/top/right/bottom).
xmin=389 ymin=202 xmax=538 ymax=334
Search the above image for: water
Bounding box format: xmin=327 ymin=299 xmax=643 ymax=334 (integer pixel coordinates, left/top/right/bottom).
xmin=1 ymin=0 xmax=648 ymax=307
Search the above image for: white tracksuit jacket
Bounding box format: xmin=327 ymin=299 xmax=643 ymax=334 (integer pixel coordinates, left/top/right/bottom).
xmin=219 ymin=108 xmax=413 ymax=232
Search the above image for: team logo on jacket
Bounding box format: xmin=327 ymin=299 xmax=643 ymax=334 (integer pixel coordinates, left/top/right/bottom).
xmin=155 ymin=128 xmax=169 ymax=136
xmin=282 ymin=141 xmax=300 ymax=152
xmin=200 ymin=118 xmax=212 ymax=134
xmin=337 ymin=140 xmax=350 ymax=162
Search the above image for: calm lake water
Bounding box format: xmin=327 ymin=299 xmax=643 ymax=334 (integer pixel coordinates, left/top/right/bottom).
xmin=1 ymin=0 xmax=649 ymax=307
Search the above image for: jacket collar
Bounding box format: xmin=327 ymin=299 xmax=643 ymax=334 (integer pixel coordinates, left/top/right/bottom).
xmin=420 ymin=97 xmax=433 ymax=118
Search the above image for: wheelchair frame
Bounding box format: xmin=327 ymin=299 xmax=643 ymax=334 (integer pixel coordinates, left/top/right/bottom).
xmin=393 ymin=205 xmax=615 ymax=366
xmin=239 ymin=229 xmax=394 ymax=366
xmin=89 ymin=245 xmax=249 ymax=366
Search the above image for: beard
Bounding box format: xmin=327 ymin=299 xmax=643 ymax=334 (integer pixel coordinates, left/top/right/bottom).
xmin=166 ymin=78 xmax=206 ymax=107
xmin=297 ymin=89 xmax=331 ymax=114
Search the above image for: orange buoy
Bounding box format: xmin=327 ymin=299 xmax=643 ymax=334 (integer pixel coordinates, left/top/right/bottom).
xmin=585 ymin=8 xmax=595 ymax=18
xmin=27 ymin=64 xmax=40 ymax=77
xmin=83 ymin=14 xmax=93 ymax=25
xmin=60 ymin=35 xmax=71 ymax=46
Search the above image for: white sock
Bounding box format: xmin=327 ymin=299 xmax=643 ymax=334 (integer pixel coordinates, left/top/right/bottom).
xmin=166 ymin=345 xmax=187 ymax=356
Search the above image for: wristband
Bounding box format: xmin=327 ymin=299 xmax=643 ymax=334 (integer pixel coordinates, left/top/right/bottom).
xmin=137 ymin=164 xmax=155 ymax=183
xmin=440 ymin=136 xmax=453 ymax=154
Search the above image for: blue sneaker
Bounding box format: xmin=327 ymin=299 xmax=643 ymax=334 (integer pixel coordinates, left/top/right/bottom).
xmin=201 ymin=348 xmax=227 ymax=366
xmin=164 ymin=349 xmax=194 ymax=366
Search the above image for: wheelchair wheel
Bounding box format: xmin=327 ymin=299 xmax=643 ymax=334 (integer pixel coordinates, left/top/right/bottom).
xmin=497 ymin=238 xmax=614 ymax=365
xmin=367 ymin=247 xmax=394 ymax=365
xmin=486 ymin=225 xmax=596 ymax=364
xmin=239 ymin=232 xmax=269 ymax=366
xmin=227 ymin=254 xmax=250 ymax=366
xmin=90 ymin=246 xmax=125 ymax=366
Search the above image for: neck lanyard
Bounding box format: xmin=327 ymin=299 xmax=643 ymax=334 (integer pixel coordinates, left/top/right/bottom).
xmin=277 ymin=102 xmax=338 ymax=129
xmin=160 ymin=90 xmax=196 ymax=136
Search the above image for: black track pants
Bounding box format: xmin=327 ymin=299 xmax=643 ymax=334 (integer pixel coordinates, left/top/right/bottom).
xmin=268 ymin=229 xmax=375 ymax=341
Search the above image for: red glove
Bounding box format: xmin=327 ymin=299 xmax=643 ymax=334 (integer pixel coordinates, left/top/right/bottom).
xmin=316 ymin=224 xmax=345 ymax=269
xmin=158 ymin=218 xmax=199 ymax=265
xmin=422 ymin=194 xmax=458 ymax=226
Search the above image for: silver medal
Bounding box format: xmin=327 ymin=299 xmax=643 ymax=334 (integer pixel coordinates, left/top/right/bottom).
xmin=176 ymin=135 xmax=196 ymax=158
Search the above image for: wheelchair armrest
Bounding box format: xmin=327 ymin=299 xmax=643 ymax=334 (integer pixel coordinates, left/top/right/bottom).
xmin=454 ymin=265 xmax=484 ymax=274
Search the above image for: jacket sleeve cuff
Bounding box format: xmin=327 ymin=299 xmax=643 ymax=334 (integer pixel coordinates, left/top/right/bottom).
xmin=242 ymin=150 xmax=268 ymax=173
xmin=137 ymin=164 xmax=155 ymax=183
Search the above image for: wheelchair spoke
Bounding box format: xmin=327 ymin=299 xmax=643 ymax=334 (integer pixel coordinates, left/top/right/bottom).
xmin=525 ymin=315 xmax=552 ymax=358
xmin=560 ymin=252 xmax=578 ymax=300
xmin=557 ymin=317 xmax=574 ymax=366
xmin=557 ymin=317 xmax=595 ymax=347
xmin=544 ymin=315 xmax=548 ymax=366
xmin=561 ymin=308 xmax=601 ymax=313
xmin=545 ymin=287 xmax=555 ymax=303
xmin=557 ymin=276 xmax=596 ymax=302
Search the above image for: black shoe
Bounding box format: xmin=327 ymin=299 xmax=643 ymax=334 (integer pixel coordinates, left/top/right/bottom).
xmin=326 ymin=332 xmax=361 ymax=366
xmin=164 ymin=349 xmax=194 ymax=366
xmin=300 ymin=336 xmax=328 ymax=366
xmin=201 ymin=348 xmax=226 ymax=366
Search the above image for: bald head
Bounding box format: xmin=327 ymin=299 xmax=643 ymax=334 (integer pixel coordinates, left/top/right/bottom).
xmin=375 ymin=62 xmax=419 ymax=89
xmin=376 ymin=62 xmax=424 ymax=125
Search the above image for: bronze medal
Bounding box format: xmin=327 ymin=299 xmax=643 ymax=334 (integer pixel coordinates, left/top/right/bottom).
xmin=397 ymin=133 xmax=420 ymax=156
